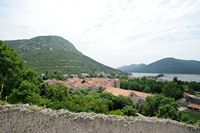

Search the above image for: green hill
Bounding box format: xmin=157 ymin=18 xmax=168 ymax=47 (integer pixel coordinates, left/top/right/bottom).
xmin=4 ymin=36 xmax=122 ymax=74
xmin=118 ymin=58 xmax=200 ymax=74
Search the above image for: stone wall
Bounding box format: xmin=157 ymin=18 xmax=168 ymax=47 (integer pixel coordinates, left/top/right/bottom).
xmin=0 ymin=104 xmax=199 ymax=133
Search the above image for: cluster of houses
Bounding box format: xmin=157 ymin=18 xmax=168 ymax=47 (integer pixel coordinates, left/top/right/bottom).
xmin=44 ymin=78 xmax=153 ymax=105
xmin=44 ymin=77 xmax=200 ymax=111
xmin=44 ymin=78 xmax=120 ymax=89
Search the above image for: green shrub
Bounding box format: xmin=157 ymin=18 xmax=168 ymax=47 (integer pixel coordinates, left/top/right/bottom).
xmin=142 ymin=95 xmax=179 ymax=120
xmin=109 ymin=110 xmax=124 ymax=116
xmin=122 ymin=105 xmax=137 ymax=116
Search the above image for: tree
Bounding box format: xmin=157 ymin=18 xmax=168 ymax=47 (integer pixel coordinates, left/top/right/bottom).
xmin=173 ymin=77 xmax=178 ymax=82
xmin=162 ymin=82 xmax=184 ymax=100
xmin=22 ymin=67 xmax=40 ymax=85
xmin=8 ymin=80 xmax=41 ymax=104
xmin=112 ymin=95 xmax=133 ymax=110
xmin=188 ymin=82 xmax=200 ymax=92
xmin=142 ymin=95 xmax=179 ymax=120
xmin=122 ymin=105 xmax=137 ymax=116
xmin=93 ymin=99 xmax=109 ymax=114
xmin=150 ymin=83 xmax=162 ymax=94
xmin=109 ymin=110 xmax=124 ymax=116
xmin=0 ymin=41 xmax=24 ymax=98
xmin=179 ymin=113 xmax=190 ymax=123
xmin=0 ymin=41 xmax=41 ymax=104
xmin=41 ymin=84 xmax=68 ymax=101
xmin=157 ymin=104 xmax=179 ymax=120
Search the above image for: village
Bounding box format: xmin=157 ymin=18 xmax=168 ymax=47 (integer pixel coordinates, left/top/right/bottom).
xmin=44 ymin=73 xmax=200 ymax=111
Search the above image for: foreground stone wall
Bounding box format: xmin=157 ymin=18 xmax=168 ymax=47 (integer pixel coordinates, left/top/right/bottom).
xmin=0 ymin=104 xmax=199 ymax=133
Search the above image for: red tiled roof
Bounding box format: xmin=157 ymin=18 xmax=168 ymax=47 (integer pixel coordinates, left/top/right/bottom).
xmin=184 ymin=92 xmax=200 ymax=100
xmin=67 ymin=78 xmax=118 ymax=88
xmin=104 ymin=87 xmax=153 ymax=99
xmin=44 ymin=78 xmax=119 ymax=88
xmin=184 ymin=92 xmax=194 ymax=98
xmin=132 ymin=90 xmax=153 ymax=99
xmin=44 ymin=79 xmax=64 ymax=84
xmin=104 ymin=87 xmax=132 ymax=97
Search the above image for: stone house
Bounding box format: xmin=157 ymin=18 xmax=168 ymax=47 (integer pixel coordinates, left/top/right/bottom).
xmin=184 ymin=93 xmax=200 ymax=111
xmin=69 ymin=74 xmax=79 ymax=78
xmin=81 ymin=73 xmax=90 ymax=78
xmin=104 ymin=87 xmax=153 ymax=105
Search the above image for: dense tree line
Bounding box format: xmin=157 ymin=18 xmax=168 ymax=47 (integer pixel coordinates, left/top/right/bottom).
xmin=120 ymin=77 xmax=200 ymax=100
xmin=9 ymin=83 xmax=138 ymax=116
xmin=140 ymin=94 xmax=200 ymax=124
xmin=39 ymin=85 xmax=137 ymax=116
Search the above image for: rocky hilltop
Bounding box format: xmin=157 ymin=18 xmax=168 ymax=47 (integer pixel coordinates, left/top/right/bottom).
xmin=0 ymin=103 xmax=199 ymax=133
xmin=4 ymin=36 xmax=121 ymax=74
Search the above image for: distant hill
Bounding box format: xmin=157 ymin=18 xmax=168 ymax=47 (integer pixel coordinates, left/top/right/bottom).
xmin=118 ymin=58 xmax=200 ymax=74
xmin=4 ymin=36 xmax=122 ymax=74
xmin=118 ymin=64 xmax=146 ymax=72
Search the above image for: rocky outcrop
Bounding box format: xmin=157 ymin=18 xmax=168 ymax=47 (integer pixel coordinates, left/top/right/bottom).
xmin=0 ymin=104 xmax=199 ymax=133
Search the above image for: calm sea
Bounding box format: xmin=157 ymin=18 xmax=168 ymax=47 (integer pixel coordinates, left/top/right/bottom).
xmin=132 ymin=73 xmax=200 ymax=82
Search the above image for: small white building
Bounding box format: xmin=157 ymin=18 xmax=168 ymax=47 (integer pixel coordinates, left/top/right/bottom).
xmin=81 ymin=73 xmax=90 ymax=78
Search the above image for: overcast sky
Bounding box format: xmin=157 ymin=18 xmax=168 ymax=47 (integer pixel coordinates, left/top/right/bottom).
xmin=0 ymin=0 xmax=200 ymax=68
